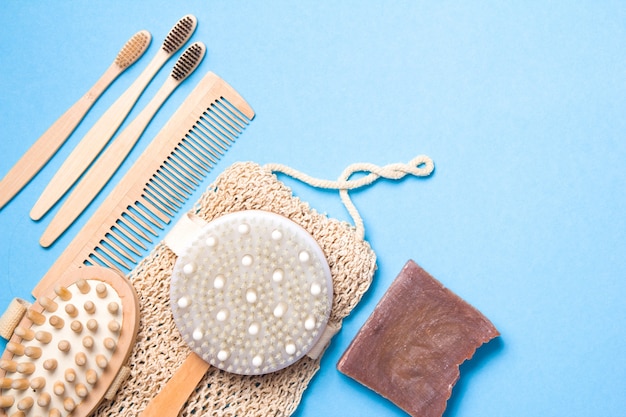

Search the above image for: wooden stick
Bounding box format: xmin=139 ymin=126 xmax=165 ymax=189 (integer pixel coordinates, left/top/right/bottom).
xmin=139 ymin=353 xmax=210 ymax=417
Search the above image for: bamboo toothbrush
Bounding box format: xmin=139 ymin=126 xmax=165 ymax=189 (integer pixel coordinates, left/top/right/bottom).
xmin=39 ymin=42 xmax=206 ymax=247
xmin=30 ymin=14 xmax=197 ymax=221
xmin=0 ymin=30 xmax=151 ymax=210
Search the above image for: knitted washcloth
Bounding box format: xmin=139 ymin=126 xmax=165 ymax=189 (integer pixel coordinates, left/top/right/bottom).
xmin=93 ymin=161 xmax=377 ymax=416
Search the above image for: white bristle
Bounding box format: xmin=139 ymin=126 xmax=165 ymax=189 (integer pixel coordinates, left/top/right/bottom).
xmin=170 ymin=210 xmax=333 ymax=376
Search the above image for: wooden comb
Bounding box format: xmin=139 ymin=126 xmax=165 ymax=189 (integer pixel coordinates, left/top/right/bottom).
xmin=0 ymin=266 xmax=140 ymax=417
xmin=31 ymin=71 xmax=255 ymax=299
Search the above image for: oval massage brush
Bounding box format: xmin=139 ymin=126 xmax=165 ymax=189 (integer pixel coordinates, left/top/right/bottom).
xmin=0 ymin=266 xmax=139 ymax=417
xmin=31 ymin=14 xmax=198 ymax=221
xmin=140 ymin=210 xmax=334 ymax=416
xmin=40 ymin=41 xmax=207 ymax=248
xmin=0 ymin=30 xmax=151 ymax=210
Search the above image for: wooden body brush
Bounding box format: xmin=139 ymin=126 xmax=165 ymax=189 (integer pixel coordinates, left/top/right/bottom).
xmin=0 ymin=266 xmax=139 ymax=417
xmin=39 ymin=41 xmax=207 ymax=248
xmin=0 ymin=30 xmax=151 ymax=210
xmin=30 ymin=14 xmax=198 ymax=221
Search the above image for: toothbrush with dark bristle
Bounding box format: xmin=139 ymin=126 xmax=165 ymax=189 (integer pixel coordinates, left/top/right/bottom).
xmin=30 ymin=14 xmax=198 ymax=221
xmin=0 ymin=30 xmax=151 ymax=210
xmin=40 ymin=42 xmax=207 ymax=248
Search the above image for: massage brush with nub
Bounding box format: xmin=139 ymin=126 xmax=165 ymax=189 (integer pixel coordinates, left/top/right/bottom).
xmin=140 ymin=210 xmax=334 ymax=416
xmin=0 ymin=266 xmax=139 ymax=417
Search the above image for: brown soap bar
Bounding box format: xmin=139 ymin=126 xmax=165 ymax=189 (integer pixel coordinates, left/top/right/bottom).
xmin=337 ymin=260 xmax=499 ymax=417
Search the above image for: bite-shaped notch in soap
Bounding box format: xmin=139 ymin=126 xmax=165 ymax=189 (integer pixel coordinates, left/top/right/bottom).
xmin=0 ymin=266 xmax=139 ymax=417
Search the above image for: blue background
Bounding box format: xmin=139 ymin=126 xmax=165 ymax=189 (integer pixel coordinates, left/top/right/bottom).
xmin=1 ymin=2 xmax=625 ymax=416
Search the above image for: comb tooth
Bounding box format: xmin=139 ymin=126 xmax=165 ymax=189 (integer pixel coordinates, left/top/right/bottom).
xmin=196 ymin=119 xmax=229 ymax=151
xmin=90 ymin=250 xmax=120 ymax=270
xmin=102 ymin=236 xmax=136 ymax=264
xmin=205 ymin=109 xmax=240 ymax=141
xmin=114 ymin=221 xmax=148 ymax=249
xmin=169 ymin=153 xmax=202 ymax=182
xmin=187 ymin=130 xmax=222 ymax=160
xmin=211 ymin=100 xmax=246 ymax=131
xmin=120 ymin=214 xmax=152 ymax=243
xmin=153 ymin=170 xmax=186 ymax=199
xmin=176 ymin=145 xmax=210 ymax=174
xmin=160 ymin=164 xmax=194 ymax=192
xmin=164 ymin=159 xmax=198 ymax=188
xmin=204 ymin=109 xmax=238 ymax=140
xmin=137 ymin=196 xmax=169 ymax=225
xmin=156 ymin=167 xmax=189 ymax=196
xmin=149 ymin=177 xmax=184 ymax=206
xmin=126 ymin=207 xmax=158 ymax=236
xmin=182 ymin=136 xmax=217 ymax=167
xmin=219 ymin=98 xmax=253 ymax=126
xmin=143 ymin=187 xmax=176 ymax=216
xmin=107 ymin=230 xmax=142 ymax=256
xmin=210 ymin=102 xmax=244 ymax=134
xmin=190 ymin=129 xmax=227 ymax=162
xmin=96 ymin=243 xmax=132 ymax=270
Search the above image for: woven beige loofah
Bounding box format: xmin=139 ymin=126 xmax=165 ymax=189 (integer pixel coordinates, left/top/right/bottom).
xmin=93 ymin=161 xmax=377 ymax=416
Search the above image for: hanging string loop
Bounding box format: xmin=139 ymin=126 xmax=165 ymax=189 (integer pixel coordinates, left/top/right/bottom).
xmin=265 ymin=155 xmax=434 ymax=240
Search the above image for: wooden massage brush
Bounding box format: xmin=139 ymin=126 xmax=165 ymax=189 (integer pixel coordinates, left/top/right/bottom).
xmin=140 ymin=210 xmax=334 ymax=416
xmin=0 ymin=266 xmax=139 ymax=417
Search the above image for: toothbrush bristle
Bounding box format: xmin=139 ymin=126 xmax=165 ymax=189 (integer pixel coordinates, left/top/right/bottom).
xmin=162 ymin=15 xmax=197 ymax=55
xmin=115 ymin=30 xmax=151 ymax=69
xmin=170 ymin=42 xmax=206 ymax=82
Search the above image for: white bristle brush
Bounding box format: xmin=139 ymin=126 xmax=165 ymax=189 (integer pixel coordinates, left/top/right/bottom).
xmin=140 ymin=210 xmax=334 ymax=416
xmin=0 ymin=30 xmax=151 ymax=211
xmin=0 ymin=266 xmax=139 ymax=417
xmin=39 ymin=41 xmax=207 ymax=248
xmin=31 ymin=14 xmax=198 ymax=221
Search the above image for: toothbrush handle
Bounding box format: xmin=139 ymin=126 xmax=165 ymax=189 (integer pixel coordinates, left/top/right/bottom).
xmin=140 ymin=353 xmax=210 ymax=417
xmin=30 ymin=49 xmax=168 ymax=220
xmin=0 ymin=63 xmax=120 ymax=210
xmin=39 ymin=80 xmax=177 ymax=247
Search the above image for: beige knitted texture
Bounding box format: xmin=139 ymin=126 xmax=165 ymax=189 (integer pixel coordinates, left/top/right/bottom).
xmin=93 ymin=162 xmax=377 ymax=417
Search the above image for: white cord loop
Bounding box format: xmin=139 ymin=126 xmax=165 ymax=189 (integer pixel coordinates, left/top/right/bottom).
xmin=265 ymin=155 xmax=434 ymax=240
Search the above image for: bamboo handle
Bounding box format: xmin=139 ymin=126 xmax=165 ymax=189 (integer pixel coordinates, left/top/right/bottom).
xmin=140 ymin=353 xmax=210 ymax=417
xmin=39 ymin=79 xmax=177 ymax=247
xmin=0 ymin=64 xmax=120 ymax=210
xmin=30 ymin=50 xmax=169 ymax=220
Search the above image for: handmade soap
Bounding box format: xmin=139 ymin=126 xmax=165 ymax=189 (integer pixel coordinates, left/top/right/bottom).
xmin=337 ymin=260 xmax=499 ymax=417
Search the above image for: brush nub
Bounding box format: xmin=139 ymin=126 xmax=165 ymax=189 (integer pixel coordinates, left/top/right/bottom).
xmin=161 ymin=14 xmax=197 ymax=55
xmin=115 ymin=30 xmax=151 ymax=69
xmin=170 ymin=42 xmax=206 ymax=82
xmin=0 ymin=276 xmax=131 ymax=417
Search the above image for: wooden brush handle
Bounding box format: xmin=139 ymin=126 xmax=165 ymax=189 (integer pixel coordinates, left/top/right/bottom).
xmin=0 ymin=63 xmax=121 ymax=210
xmin=140 ymin=353 xmax=211 ymax=417
xmin=30 ymin=49 xmax=169 ymax=221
